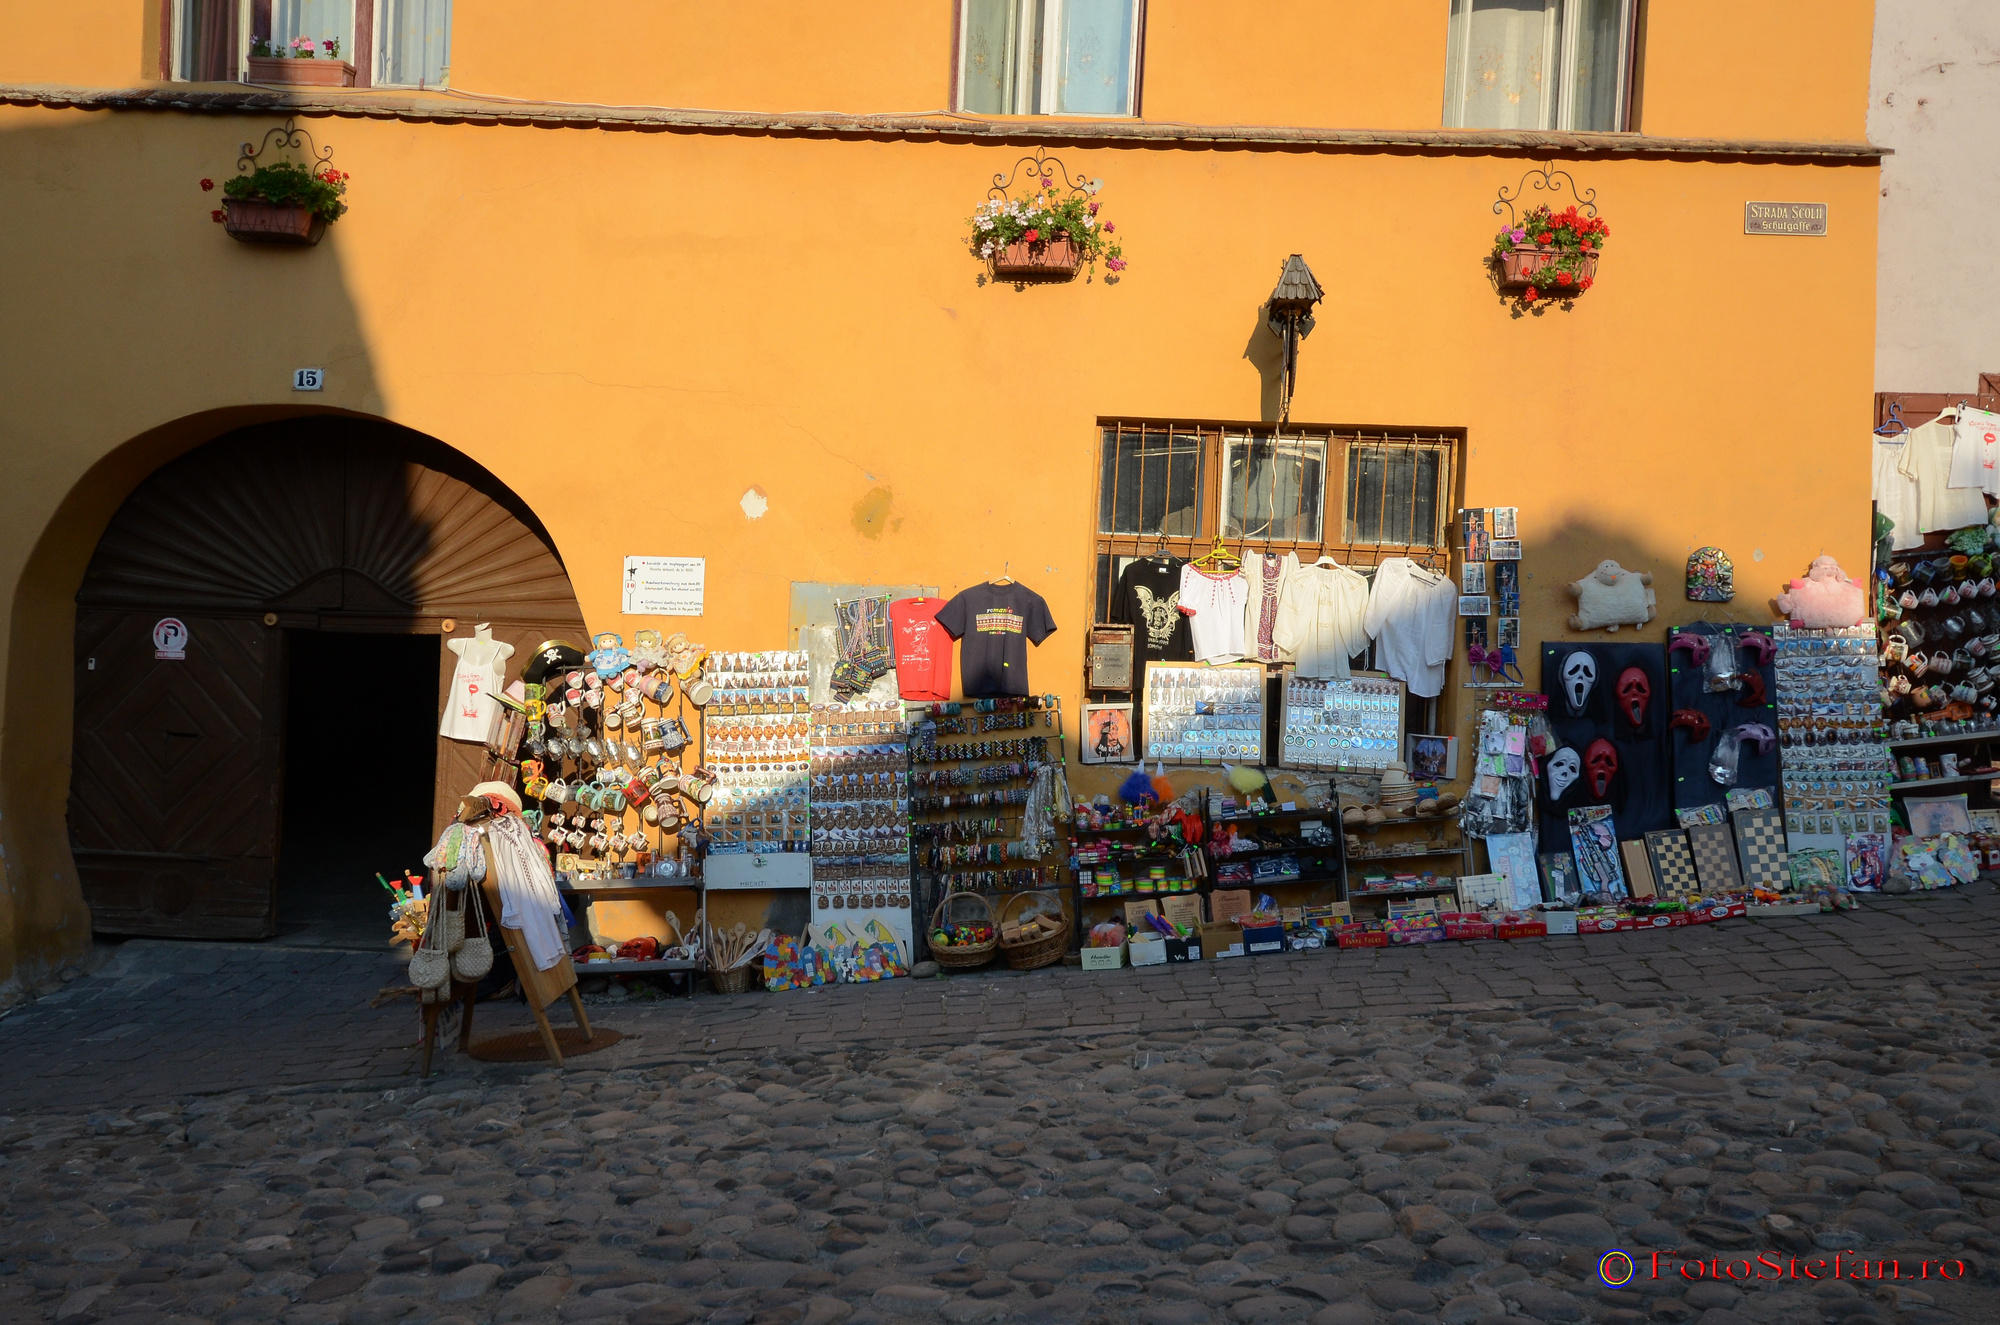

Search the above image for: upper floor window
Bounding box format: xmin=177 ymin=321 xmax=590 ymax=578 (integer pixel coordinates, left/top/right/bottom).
xmin=1443 ymin=0 xmax=1635 ymax=131
xmin=958 ymin=0 xmax=1141 ymax=117
xmin=376 ymin=0 xmax=452 ymax=87
xmin=167 ymin=0 xmax=450 ymax=87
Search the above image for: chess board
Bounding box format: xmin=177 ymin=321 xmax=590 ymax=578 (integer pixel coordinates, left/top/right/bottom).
xmin=1732 ymin=807 xmax=1790 ymax=890
xmin=1686 ymin=821 xmax=1743 ymax=893
xmin=1645 ymin=829 xmax=1699 ymax=896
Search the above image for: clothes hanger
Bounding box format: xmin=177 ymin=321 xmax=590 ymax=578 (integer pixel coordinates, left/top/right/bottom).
xmin=1190 ymin=537 xmax=1241 ymax=572
xmin=988 ymin=561 xmax=1015 ymax=586
xmin=1874 ymin=402 xmax=1908 ymax=438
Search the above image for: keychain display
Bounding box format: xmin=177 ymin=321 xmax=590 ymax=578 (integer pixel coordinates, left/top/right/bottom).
xmin=1143 ymin=662 xmax=1265 ymax=764
xmin=1775 ymin=624 xmax=1893 ymax=858
xmin=704 ymin=650 xmax=811 ymax=851
xmin=1278 ymin=670 xmax=1402 ymax=771
xmin=908 ymin=696 xmax=1063 ymax=929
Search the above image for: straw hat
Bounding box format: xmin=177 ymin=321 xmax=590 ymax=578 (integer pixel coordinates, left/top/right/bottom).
xmin=458 ymin=780 xmax=523 ymax=822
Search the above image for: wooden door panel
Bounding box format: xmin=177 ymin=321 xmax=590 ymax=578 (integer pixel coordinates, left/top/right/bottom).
xmin=70 ymin=611 xmax=282 ymax=937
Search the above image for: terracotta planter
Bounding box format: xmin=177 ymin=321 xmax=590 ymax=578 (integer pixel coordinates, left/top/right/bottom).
xmin=1496 ymin=245 xmax=1599 ymax=293
xmin=246 ymin=56 xmax=356 ymax=87
xmin=222 ymin=197 xmax=327 ymax=246
xmin=991 ymin=232 xmax=1081 ymax=280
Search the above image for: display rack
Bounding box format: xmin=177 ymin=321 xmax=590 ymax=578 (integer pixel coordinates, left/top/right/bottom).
xmin=1277 ymin=669 xmax=1405 ymax=771
xmin=1141 ymin=661 xmax=1265 ymax=764
xmin=906 ymin=696 xmax=1067 ymax=932
xmin=808 ymin=700 xmax=913 ymax=959
xmin=703 ymin=650 xmax=811 ymax=853
xmin=1205 ymin=798 xmax=1346 ymax=902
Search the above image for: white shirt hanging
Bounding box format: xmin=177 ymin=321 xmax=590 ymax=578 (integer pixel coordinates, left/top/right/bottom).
xmin=1273 ymin=558 xmax=1370 ymax=679
xmin=1898 ymin=417 xmax=1989 ymax=533
xmin=1872 ymin=435 xmax=1923 ymax=552
xmin=1178 ymin=564 xmax=1250 ymax=663
xmin=1240 ymin=551 xmax=1298 ymax=664
xmin=440 ymin=631 xmax=514 ymax=743
xmin=1948 ymin=406 xmax=2000 ymax=498
xmin=479 ymin=814 xmax=568 ymax=971
xmin=1363 ymin=558 xmax=1458 ymax=699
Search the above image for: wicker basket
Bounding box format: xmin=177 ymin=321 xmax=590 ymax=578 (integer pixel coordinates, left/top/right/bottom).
xmin=928 ymin=890 xmax=999 ymax=971
xmin=709 ymin=963 xmax=755 ymax=994
xmin=997 ymin=891 xmax=1070 ymax=972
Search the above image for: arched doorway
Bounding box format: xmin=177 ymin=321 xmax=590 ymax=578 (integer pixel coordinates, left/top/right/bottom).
xmin=69 ymin=416 xmax=584 ymax=940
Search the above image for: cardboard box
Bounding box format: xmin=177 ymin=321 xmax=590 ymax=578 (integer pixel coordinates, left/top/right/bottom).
xmin=1210 ymin=889 xmax=1253 ymax=922
xmin=1200 ymin=921 xmax=1245 ymax=959
xmin=1336 ymin=925 xmax=1388 ymax=949
xmin=1439 ymin=912 xmax=1496 ymax=940
xmin=1242 ymin=923 xmax=1286 ymax=955
xmin=1165 ymin=936 xmax=1201 ymax=962
xmin=1123 ymin=899 xmax=1161 ymax=928
xmin=1162 ymin=895 xmax=1205 ymax=930
xmin=1495 ymin=920 xmax=1548 ymax=939
xmin=1622 ymin=839 xmax=1657 ymax=898
xmin=1128 ymin=934 xmax=1168 ymax=966
xmin=1080 ymin=942 xmax=1125 ymax=971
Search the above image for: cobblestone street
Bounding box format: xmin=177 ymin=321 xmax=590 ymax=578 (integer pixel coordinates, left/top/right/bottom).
xmin=2 ymin=890 xmax=1998 ymax=1323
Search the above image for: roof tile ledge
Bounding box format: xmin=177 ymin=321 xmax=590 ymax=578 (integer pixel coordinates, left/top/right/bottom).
xmin=0 ymin=82 xmax=1886 ymax=163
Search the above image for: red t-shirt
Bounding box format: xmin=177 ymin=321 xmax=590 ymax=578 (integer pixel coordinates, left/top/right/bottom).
xmin=889 ymin=597 xmax=954 ymax=702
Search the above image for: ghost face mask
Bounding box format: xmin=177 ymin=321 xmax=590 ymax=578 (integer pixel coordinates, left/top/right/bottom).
xmin=1547 ymin=746 xmax=1581 ymax=801
xmin=1561 ymin=652 xmax=1598 ymax=715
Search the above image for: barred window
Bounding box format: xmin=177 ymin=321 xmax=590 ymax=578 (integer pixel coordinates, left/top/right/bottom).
xmin=1089 ymin=421 xmax=1460 ymax=624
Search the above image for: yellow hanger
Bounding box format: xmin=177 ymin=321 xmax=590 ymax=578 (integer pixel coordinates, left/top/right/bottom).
xmin=1190 ymin=537 xmax=1241 ymax=571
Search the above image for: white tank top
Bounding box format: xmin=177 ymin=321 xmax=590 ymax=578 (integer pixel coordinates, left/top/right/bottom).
xmin=441 ymin=636 xmax=511 ymax=743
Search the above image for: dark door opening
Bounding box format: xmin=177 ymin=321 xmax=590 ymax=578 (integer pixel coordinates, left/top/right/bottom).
xmin=276 ymin=629 xmax=440 ymax=946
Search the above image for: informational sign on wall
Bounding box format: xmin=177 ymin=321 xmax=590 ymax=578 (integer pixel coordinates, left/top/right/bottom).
xmin=622 ymin=556 xmax=705 ymax=615
xmin=1743 ymin=202 xmax=1827 ymax=236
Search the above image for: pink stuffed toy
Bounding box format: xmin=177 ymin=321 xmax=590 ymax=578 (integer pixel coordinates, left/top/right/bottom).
xmin=1776 ymin=556 xmax=1865 ymax=628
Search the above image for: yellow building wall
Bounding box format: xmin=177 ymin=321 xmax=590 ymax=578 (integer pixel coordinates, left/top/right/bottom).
xmin=0 ymin=100 xmax=1877 ymax=984
xmin=1 ymin=2 xmax=1874 ymax=145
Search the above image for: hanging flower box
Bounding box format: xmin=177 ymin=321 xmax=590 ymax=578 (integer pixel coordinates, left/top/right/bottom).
xmin=969 ymin=149 xmax=1126 ymax=284
xmin=991 ymin=232 xmax=1081 ymax=279
xmin=220 ymin=197 xmax=326 ymax=245
xmin=1491 ymin=203 xmax=1608 ymax=305
xmin=246 ymin=56 xmax=355 ymax=87
xmin=202 ymin=158 xmax=349 ymax=247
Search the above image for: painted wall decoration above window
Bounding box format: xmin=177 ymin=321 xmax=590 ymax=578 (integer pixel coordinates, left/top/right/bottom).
xmin=1489 ymin=164 xmax=1607 ymax=307
xmin=203 ymin=120 xmax=350 ymax=247
xmin=969 ymin=147 xmax=1126 ymax=284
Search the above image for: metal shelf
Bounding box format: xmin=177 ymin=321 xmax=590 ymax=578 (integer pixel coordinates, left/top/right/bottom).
xmin=1346 ymin=845 xmax=1473 ymax=861
xmin=559 ymin=879 xmax=700 ymax=896
xmin=1347 ymin=882 xmax=1460 ymax=899
xmin=1888 ymin=773 xmax=1994 ymax=792
xmin=1888 ymin=729 xmax=2000 ymax=750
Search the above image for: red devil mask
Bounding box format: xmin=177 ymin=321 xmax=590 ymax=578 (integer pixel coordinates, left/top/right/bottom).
xmin=1616 ymin=667 xmax=1651 ymax=729
xmin=1584 ymin=738 xmax=1619 ymax=799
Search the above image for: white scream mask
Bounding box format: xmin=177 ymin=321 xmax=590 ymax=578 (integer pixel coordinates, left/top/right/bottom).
xmin=1547 ymin=746 xmax=1581 ymax=801
xmin=1561 ymin=651 xmax=1598 ymax=715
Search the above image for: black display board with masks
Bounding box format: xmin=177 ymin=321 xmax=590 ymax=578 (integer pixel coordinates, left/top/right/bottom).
xmin=1665 ymin=623 xmax=1779 ymax=811
xmin=1539 ymin=642 xmax=1672 ymax=836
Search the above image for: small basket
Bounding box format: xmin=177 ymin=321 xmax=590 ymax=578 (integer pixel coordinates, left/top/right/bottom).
xmin=928 ymin=890 xmax=998 ymax=971
xmin=709 ymin=963 xmax=754 ymax=994
xmin=997 ymin=890 xmax=1070 ymax=972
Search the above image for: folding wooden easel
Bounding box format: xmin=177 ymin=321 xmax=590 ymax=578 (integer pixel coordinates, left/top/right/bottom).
xmin=478 ymin=877 xmax=592 ymax=1067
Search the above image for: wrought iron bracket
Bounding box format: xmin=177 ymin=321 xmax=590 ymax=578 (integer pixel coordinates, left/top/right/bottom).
xmin=236 ymin=117 xmax=335 ymax=178
xmin=987 ymin=146 xmax=1099 ymax=205
xmin=1492 ymin=164 xmax=1597 ymax=226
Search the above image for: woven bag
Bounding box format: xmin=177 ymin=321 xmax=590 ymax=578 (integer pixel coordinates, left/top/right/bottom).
xmin=408 ymin=900 xmax=451 ymax=990
xmin=451 ymin=882 xmax=495 ymax=982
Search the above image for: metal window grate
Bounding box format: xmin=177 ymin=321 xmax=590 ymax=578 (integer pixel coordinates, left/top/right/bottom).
xmin=1091 ymin=420 xmax=1461 ymax=626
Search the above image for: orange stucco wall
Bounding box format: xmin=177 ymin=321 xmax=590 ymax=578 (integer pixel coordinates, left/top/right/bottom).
xmin=0 ymin=0 xmax=1880 ymax=989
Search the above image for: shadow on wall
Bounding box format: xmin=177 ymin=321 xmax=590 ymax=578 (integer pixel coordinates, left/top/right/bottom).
xmin=1521 ymin=517 xmax=1805 ymax=688
xmin=0 ymin=103 xmax=386 ymax=995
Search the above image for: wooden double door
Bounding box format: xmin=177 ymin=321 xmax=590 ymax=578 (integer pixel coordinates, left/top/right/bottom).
xmin=69 ymin=419 xmax=584 ymax=939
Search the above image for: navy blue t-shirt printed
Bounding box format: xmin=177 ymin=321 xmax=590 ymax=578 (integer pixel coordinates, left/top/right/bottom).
xmin=935 ymin=583 xmax=1057 ymax=698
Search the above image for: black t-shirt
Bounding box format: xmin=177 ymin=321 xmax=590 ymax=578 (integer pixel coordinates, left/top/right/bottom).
xmin=1112 ymin=556 xmax=1194 ymax=662
xmin=935 ymin=582 xmax=1057 ymax=698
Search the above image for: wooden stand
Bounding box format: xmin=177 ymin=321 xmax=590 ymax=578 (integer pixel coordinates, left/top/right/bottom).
xmin=478 ymin=877 xmax=591 ymax=1067
xmin=418 ymin=980 xmax=478 ymax=1077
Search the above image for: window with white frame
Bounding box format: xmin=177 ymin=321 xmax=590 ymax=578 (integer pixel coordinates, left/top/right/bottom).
xmin=1442 ymin=0 xmax=1636 ymax=131
xmin=958 ymin=0 xmax=1141 ymax=116
xmin=376 ymin=0 xmax=452 ymax=87
xmin=171 ymin=0 xmax=247 ymax=81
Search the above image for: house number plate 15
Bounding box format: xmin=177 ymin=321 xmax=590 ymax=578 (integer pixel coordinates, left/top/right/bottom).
xmin=293 ymin=368 xmax=325 ymax=391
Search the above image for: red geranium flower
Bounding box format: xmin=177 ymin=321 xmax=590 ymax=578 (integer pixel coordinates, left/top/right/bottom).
xmin=210 ymin=209 xmax=225 ymax=223
xmin=1523 ymin=286 xmax=1538 ymax=301
xmin=1022 ymin=227 xmax=1040 ymax=243
xmin=199 ymin=177 xmax=214 ymax=191
xmin=1556 ymin=271 xmax=1573 ymax=286
xmin=1580 ymin=277 xmax=1594 ymax=290
xmin=1537 ymin=232 xmax=1553 ymax=245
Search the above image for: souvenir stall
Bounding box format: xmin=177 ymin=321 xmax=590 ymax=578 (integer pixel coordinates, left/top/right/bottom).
xmin=1874 ymin=394 xmax=2000 ymax=889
